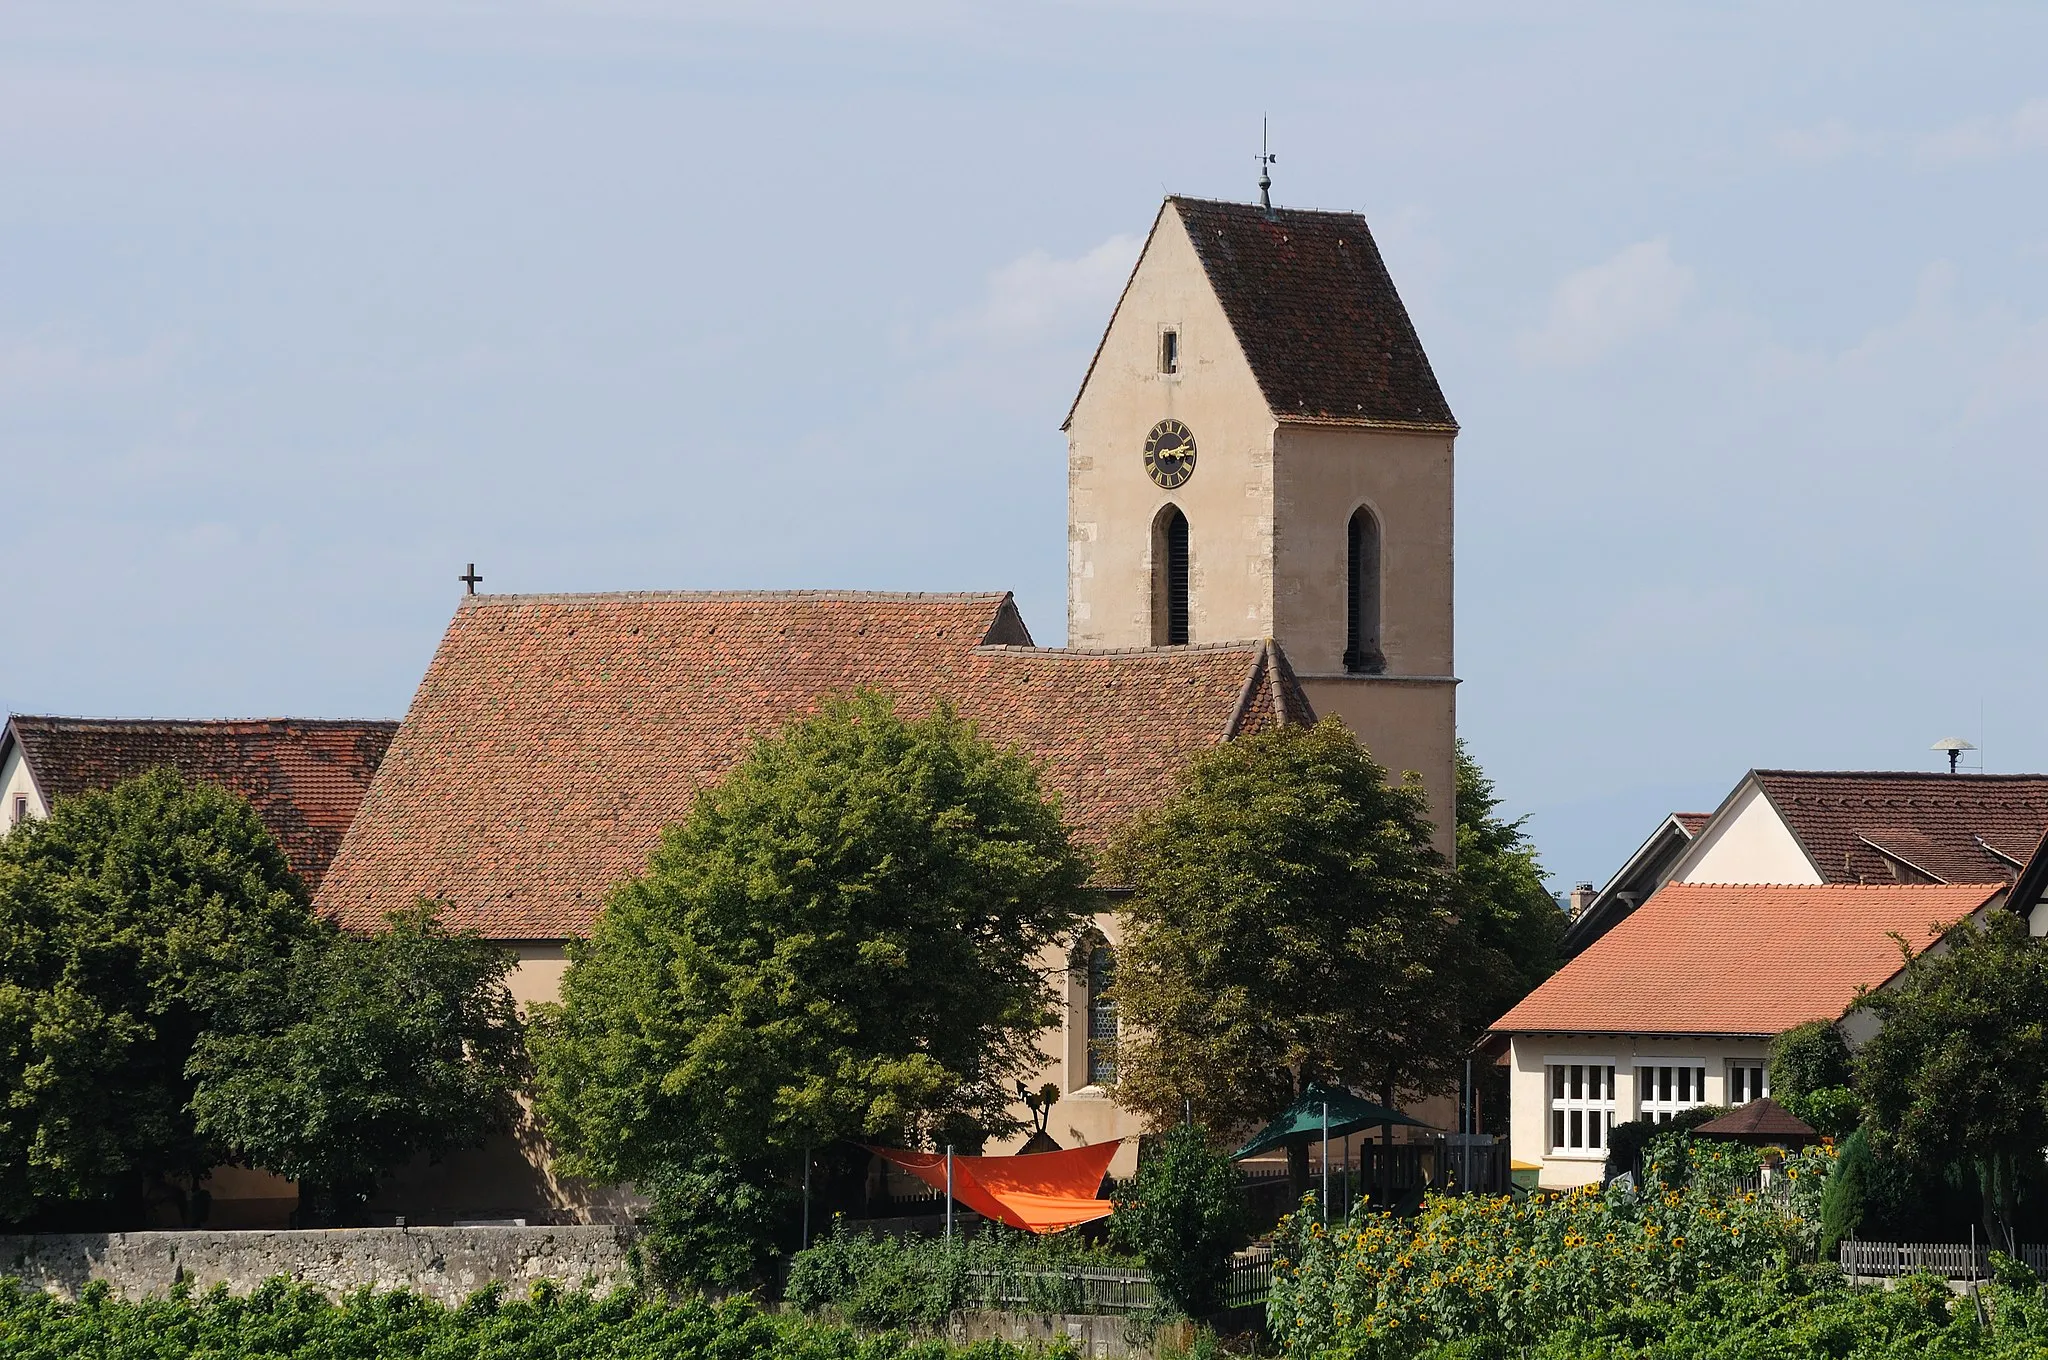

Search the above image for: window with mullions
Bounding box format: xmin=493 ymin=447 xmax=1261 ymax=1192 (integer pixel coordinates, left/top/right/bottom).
xmin=1727 ymin=1061 xmax=1769 ymax=1106
xmin=1637 ymin=1062 xmax=1709 ymax=1122
xmin=1086 ymin=945 xmax=1117 ymax=1085
xmin=1548 ymin=1061 xmax=1616 ymax=1155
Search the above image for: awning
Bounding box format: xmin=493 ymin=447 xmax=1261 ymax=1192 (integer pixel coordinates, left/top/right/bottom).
xmin=865 ymin=1141 xmax=1120 ymax=1233
xmin=1229 ymin=1081 xmax=1434 ymax=1161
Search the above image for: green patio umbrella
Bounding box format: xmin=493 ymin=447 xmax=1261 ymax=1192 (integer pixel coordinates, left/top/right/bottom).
xmin=1229 ymin=1081 xmax=1434 ymax=1161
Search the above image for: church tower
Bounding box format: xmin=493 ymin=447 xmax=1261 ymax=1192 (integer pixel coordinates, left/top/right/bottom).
xmin=1063 ymin=196 xmax=1459 ymax=847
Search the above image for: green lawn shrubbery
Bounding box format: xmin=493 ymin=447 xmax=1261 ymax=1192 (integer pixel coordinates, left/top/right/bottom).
xmin=785 ymin=1221 xmax=1137 ymax=1329
xmin=0 ymin=1277 xmax=1077 ymax=1360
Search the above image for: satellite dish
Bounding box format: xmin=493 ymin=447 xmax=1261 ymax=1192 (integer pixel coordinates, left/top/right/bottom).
xmin=1931 ymin=737 xmax=1977 ymax=774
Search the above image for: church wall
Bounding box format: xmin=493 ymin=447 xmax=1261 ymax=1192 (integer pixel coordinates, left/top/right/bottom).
xmin=506 ymin=941 xmax=572 ymax=1010
xmin=1271 ymin=425 xmax=1454 ymax=680
xmin=1299 ymin=677 xmax=1457 ymax=859
xmin=1067 ymin=204 xmax=1277 ymax=650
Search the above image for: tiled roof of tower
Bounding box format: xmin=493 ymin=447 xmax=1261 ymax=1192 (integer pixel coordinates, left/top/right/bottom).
xmin=1170 ymin=196 xmax=1457 ymax=430
xmin=1490 ymin=882 xmax=2003 ymax=1037
xmin=1753 ymin=771 xmax=2048 ymax=884
xmin=314 ymin=592 xmax=1316 ymax=938
xmin=4 ymin=716 xmax=399 ymax=892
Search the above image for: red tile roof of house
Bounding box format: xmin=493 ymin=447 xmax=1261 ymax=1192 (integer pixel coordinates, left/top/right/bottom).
xmin=1753 ymin=771 xmax=2048 ymax=884
xmin=1673 ymin=813 xmax=1713 ymax=836
xmin=4 ymin=715 xmax=399 ymax=892
xmin=314 ymin=591 xmax=1315 ymax=938
xmin=1490 ymin=881 xmax=2004 ymax=1038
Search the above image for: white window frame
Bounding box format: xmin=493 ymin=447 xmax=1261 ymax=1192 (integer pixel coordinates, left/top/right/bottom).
xmin=7 ymin=794 xmax=23 ymax=827
xmin=1547 ymin=1058 xmax=1617 ymax=1159
xmin=1726 ymin=1060 xmax=1769 ymax=1106
xmin=1636 ymin=1060 xmax=1709 ymax=1123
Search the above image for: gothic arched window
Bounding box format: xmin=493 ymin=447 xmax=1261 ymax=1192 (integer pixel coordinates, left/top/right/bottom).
xmin=1154 ymin=505 xmax=1191 ymax=646
xmin=1086 ymin=944 xmax=1118 ymax=1086
xmin=1345 ymin=507 xmax=1385 ymax=674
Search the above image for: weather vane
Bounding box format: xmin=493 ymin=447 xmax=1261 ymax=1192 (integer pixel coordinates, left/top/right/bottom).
xmin=1259 ymin=116 xmax=1278 ymax=214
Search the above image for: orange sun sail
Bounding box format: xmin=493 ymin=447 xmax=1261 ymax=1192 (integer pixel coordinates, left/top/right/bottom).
xmin=864 ymin=1141 xmax=1120 ymax=1233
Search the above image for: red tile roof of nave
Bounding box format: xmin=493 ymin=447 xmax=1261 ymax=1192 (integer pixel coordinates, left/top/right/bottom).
xmin=6 ymin=715 xmax=399 ymax=892
xmin=314 ymin=591 xmax=1313 ymax=938
xmin=1489 ymin=881 xmax=2004 ymax=1038
xmin=1753 ymin=770 xmax=2048 ymax=885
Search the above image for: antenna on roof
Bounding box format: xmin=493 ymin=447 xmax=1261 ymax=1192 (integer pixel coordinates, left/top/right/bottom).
xmin=1258 ymin=116 xmax=1277 ymax=216
xmin=1931 ymin=736 xmax=1976 ymax=775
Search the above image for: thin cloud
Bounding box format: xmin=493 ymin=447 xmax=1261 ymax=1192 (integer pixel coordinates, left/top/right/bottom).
xmin=1914 ymin=97 xmax=2048 ymax=164
xmin=1773 ymin=118 xmax=1863 ymax=164
xmin=1519 ymin=238 xmax=1694 ymax=368
xmin=951 ymin=234 xmax=1143 ymax=341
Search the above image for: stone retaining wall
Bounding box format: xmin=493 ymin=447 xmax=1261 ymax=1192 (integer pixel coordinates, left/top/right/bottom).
xmin=0 ymin=1225 xmax=637 ymax=1305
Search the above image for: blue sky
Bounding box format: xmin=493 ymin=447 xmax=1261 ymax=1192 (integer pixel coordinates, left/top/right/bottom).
xmin=6 ymin=3 xmax=2048 ymax=889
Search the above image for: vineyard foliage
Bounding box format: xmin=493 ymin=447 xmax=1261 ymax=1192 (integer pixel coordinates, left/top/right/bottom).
xmin=1268 ymin=1137 xmax=1831 ymax=1358
xmin=0 ymin=1278 xmax=1078 ymax=1360
xmin=786 ymin=1220 xmax=1135 ymax=1329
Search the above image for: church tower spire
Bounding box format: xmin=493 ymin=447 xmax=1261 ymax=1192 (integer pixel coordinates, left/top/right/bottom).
xmin=1061 ymin=194 xmax=1459 ymax=850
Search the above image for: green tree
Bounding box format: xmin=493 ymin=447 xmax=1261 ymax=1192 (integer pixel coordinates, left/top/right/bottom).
xmin=0 ymin=769 xmax=318 ymax=1225
xmin=1107 ymin=720 xmax=1458 ymax=1187
xmin=530 ymin=690 xmax=1090 ymax=1271
xmin=188 ymin=904 xmax=527 ymax=1225
xmin=1451 ymin=742 xmax=1562 ymax=1018
xmin=1820 ymin=1126 xmax=1871 ymax=1259
xmin=1856 ymin=909 xmax=2048 ymax=1245
xmin=1109 ymin=1125 xmax=1249 ymax=1318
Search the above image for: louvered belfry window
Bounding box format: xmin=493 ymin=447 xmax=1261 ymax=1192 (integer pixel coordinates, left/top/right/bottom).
xmin=1164 ymin=509 xmax=1190 ymax=646
xmin=1345 ymin=508 xmax=1383 ymax=673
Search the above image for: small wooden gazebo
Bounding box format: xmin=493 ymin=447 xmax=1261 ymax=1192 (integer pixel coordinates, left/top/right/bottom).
xmin=1690 ymin=1097 xmax=1817 ymax=1149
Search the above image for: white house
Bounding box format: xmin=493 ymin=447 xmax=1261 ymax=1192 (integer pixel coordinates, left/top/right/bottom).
xmin=1489 ymin=880 xmax=2006 ymax=1190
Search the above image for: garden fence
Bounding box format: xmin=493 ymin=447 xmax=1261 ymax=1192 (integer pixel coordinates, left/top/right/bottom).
xmin=963 ymin=1247 xmax=1273 ymax=1316
xmin=1839 ymin=1240 xmax=2048 ymax=1279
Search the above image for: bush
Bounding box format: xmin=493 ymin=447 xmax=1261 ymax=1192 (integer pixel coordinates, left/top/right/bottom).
xmin=0 ymin=1278 xmax=1083 ymax=1360
xmin=785 ymin=1219 xmax=1135 ymax=1328
xmin=636 ymin=1153 xmax=793 ymax=1292
xmin=1601 ymin=1106 xmax=1726 ymax=1183
xmin=1108 ymin=1126 xmax=1249 ymax=1318
xmin=1769 ymin=1020 xmax=1853 ymax=1098
xmin=1783 ymin=1084 xmax=1863 ymax=1139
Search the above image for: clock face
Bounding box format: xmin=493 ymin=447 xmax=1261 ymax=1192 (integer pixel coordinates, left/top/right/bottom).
xmin=1143 ymin=419 xmax=1197 ymax=489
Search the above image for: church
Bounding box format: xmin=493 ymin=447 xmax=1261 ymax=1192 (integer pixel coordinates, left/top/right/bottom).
xmin=312 ymin=192 xmax=1460 ymax=1220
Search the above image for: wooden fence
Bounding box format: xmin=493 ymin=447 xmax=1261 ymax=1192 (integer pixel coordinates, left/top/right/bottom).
xmin=1840 ymin=1240 xmax=2048 ymax=1279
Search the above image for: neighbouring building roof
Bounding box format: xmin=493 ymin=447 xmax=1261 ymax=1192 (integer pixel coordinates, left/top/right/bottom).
xmin=2 ymin=715 xmax=399 ymax=892
xmin=314 ymin=591 xmax=1316 ymax=939
xmin=1490 ymin=881 xmax=2004 ymax=1038
xmin=1169 ymin=197 xmax=1456 ymax=430
xmin=1561 ymin=811 xmax=1712 ymax=957
xmin=1751 ymin=770 xmax=2048 ymax=884
xmin=1691 ymin=1097 xmax=1816 ymax=1142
